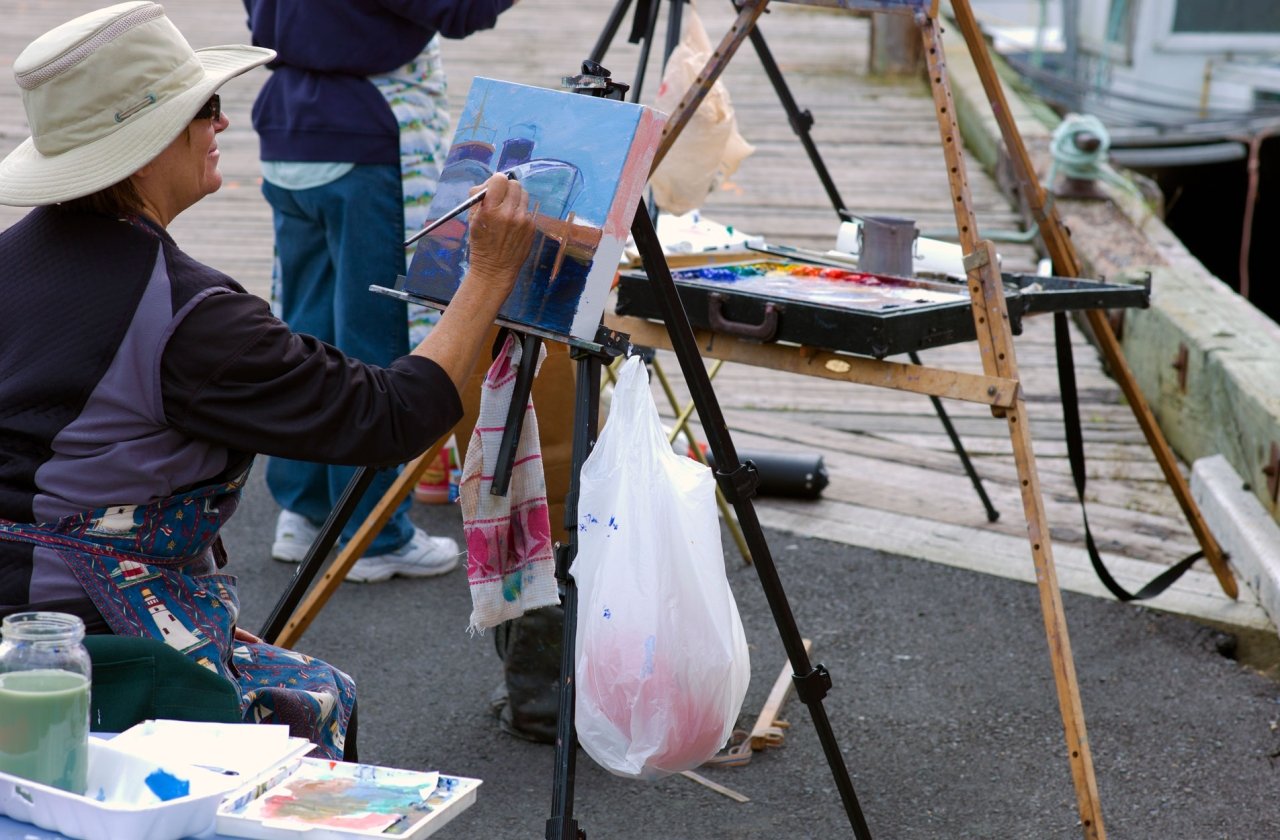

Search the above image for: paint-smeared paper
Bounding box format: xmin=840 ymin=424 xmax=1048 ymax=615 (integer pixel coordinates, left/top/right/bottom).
xmin=221 ymin=759 xmax=480 ymax=839
xmin=405 ymin=78 xmax=666 ymax=341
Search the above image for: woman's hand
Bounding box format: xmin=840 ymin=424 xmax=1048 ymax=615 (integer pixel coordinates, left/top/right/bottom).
xmin=409 ymin=173 xmax=536 ymax=390
xmin=233 ymin=626 xmax=263 ymax=644
xmin=465 ymin=173 xmax=535 ymax=295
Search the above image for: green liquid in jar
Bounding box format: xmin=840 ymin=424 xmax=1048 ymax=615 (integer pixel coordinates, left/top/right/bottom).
xmin=0 ymin=669 xmax=89 ymax=793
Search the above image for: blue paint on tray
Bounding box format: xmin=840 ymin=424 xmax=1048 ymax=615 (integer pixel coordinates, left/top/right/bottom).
xmin=145 ymin=768 xmax=190 ymax=801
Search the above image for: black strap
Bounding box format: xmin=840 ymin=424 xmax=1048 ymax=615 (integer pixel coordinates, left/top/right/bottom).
xmin=1054 ymin=312 xmax=1203 ymax=601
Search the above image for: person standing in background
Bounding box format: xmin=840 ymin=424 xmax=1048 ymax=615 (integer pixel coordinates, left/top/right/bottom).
xmin=242 ymin=0 xmax=518 ymax=582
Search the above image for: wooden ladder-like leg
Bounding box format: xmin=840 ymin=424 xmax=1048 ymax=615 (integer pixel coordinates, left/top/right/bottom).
xmin=920 ymin=13 xmax=1106 ymax=839
xmin=272 ymin=438 xmax=448 ymax=650
xmin=945 ymin=0 xmax=1236 ymax=601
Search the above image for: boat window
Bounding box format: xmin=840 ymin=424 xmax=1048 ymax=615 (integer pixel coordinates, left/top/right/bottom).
xmin=1172 ymin=0 xmax=1280 ymax=34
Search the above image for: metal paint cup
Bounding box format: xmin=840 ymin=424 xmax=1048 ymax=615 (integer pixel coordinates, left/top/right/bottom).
xmin=857 ymin=216 xmax=918 ymax=277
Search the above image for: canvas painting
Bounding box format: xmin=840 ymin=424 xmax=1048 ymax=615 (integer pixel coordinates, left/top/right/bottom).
xmin=404 ymin=78 xmax=666 ymax=342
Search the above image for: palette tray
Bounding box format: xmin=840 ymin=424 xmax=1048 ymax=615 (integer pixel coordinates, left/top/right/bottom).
xmin=616 ymin=258 xmax=1001 ymax=358
xmin=615 ymin=257 xmax=1149 ymax=358
xmin=0 ymin=739 xmax=240 ymax=840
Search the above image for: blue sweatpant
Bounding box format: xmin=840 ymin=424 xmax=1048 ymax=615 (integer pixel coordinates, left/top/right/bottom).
xmin=262 ymin=164 xmax=414 ymax=555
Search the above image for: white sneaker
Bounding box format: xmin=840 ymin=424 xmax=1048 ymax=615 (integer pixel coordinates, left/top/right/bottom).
xmin=346 ymin=528 xmax=459 ymax=584
xmin=272 ymin=510 xmax=321 ymax=563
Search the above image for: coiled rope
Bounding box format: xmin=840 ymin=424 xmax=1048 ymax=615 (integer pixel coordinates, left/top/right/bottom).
xmin=1046 ymin=113 xmax=1139 ymax=196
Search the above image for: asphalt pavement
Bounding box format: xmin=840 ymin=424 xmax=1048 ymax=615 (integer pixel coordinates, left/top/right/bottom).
xmin=222 ymin=467 xmax=1280 ymax=839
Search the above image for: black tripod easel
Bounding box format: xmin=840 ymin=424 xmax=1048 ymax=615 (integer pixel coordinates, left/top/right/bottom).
xmin=540 ymin=62 xmax=872 ymax=840
xmin=595 ymin=0 xmax=853 ymax=220
xmin=591 ymin=0 xmax=999 ymax=522
xmin=260 ymin=58 xmax=871 ymax=838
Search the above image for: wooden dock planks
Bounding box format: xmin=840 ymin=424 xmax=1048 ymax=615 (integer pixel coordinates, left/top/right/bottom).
xmin=0 ymin=0 xmax=1261 ymax=629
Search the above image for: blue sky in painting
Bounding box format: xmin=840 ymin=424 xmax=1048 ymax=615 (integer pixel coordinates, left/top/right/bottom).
xmin=454 ymin=78 xmax=644 ymax=226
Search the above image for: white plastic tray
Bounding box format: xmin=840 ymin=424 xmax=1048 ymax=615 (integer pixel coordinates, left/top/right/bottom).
xmin=0 ymin=739 xmax=241 ymax=840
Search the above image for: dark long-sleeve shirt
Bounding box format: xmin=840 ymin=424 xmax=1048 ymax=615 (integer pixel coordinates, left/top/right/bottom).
xmin=0 ymin=205 xmax=460 ymax=612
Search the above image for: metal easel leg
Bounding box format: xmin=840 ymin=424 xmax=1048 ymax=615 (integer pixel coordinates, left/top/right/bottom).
xmin=745 ymin=21 xmax=853 ymax=222
xmin=492 ymin=332 xmax=544 ymax=497
xmin=908 ymin=350 xmax=999 ymax=522
xmin=632 ymin=200 xmax=874 ymax=838
xmin=546 ymin=344 xmax=615 ymax=840
xmin=589 ymin=0 xmax=636 ymax=66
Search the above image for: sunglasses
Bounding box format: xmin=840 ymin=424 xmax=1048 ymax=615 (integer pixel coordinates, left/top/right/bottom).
xmin=192 ymin=94 xmax=221 ymax=122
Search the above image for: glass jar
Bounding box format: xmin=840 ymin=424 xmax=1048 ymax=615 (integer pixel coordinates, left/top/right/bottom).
xmin=0 ymin=612 xmax=91 ymax=793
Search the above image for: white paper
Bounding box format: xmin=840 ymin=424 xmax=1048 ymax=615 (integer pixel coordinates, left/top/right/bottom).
xmin=109 ymin=721 xmax=313 ymax=781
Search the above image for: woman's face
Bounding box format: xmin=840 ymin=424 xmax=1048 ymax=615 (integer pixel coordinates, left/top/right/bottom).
xmin=132 ymin=100 xmax=228 ymax=226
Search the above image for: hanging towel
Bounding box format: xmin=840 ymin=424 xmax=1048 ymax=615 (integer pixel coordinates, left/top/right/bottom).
xmin=460 ymin=334 xmax=559 ymax=633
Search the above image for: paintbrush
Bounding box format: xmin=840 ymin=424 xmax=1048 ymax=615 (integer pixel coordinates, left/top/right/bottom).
xmin=403 ymin=170 xmax=520 ymax=248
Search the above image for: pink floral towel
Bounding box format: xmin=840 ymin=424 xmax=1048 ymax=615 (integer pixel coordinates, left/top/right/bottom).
xmin=460 ymin=334 xmax=559 ymax=633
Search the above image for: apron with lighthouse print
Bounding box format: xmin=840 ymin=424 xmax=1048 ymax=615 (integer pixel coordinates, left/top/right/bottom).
xmin=0 ymin=468 xmax=355 ymax=759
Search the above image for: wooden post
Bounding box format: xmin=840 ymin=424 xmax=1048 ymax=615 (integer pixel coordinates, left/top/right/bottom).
xmin=869 ymin=12 xmax=923 ymax=76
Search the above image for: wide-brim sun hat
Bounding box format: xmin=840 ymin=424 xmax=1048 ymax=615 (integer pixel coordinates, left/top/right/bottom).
xmin=0 ymin=1 xmax=275 ymax=206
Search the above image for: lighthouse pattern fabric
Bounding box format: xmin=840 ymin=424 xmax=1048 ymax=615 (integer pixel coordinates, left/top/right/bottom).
xmin=0 ymin=470 xmax=355 ymax=759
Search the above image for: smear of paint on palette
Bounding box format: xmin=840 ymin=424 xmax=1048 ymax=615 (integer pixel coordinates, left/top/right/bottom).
xmin=675 ymin=261 xmax=879 ymax=283
xmin=672 ymin=261 xmax=967 ymax=309
xmin=242 ymin=764 xmax=441 ymax=833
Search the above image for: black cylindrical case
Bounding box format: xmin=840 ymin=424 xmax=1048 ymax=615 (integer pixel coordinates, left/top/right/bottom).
xmin=687 ymin=448 xmax=829 ymax=499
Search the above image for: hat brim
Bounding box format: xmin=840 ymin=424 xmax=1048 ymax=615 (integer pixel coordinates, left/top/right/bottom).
xmin=0 ymin=45 xmax=274 ymax=207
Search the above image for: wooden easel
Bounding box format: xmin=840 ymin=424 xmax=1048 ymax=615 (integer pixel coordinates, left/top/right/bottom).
xmin=264 ymin=3 xmax=1229 ymax=835
xmin=626 ymin=0 xmax=1235 ymax=600
xmin=941 ymin=0 xmax=1235 ymax=601
xmin=607 ymin=0 xmax=1108 ymax=835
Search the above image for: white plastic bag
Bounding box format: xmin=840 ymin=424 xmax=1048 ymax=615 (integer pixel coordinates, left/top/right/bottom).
xmin=649 ymin=4 xmax=755 ymax=215
xmin=572 ymin=356 xmax=750 ymax=780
